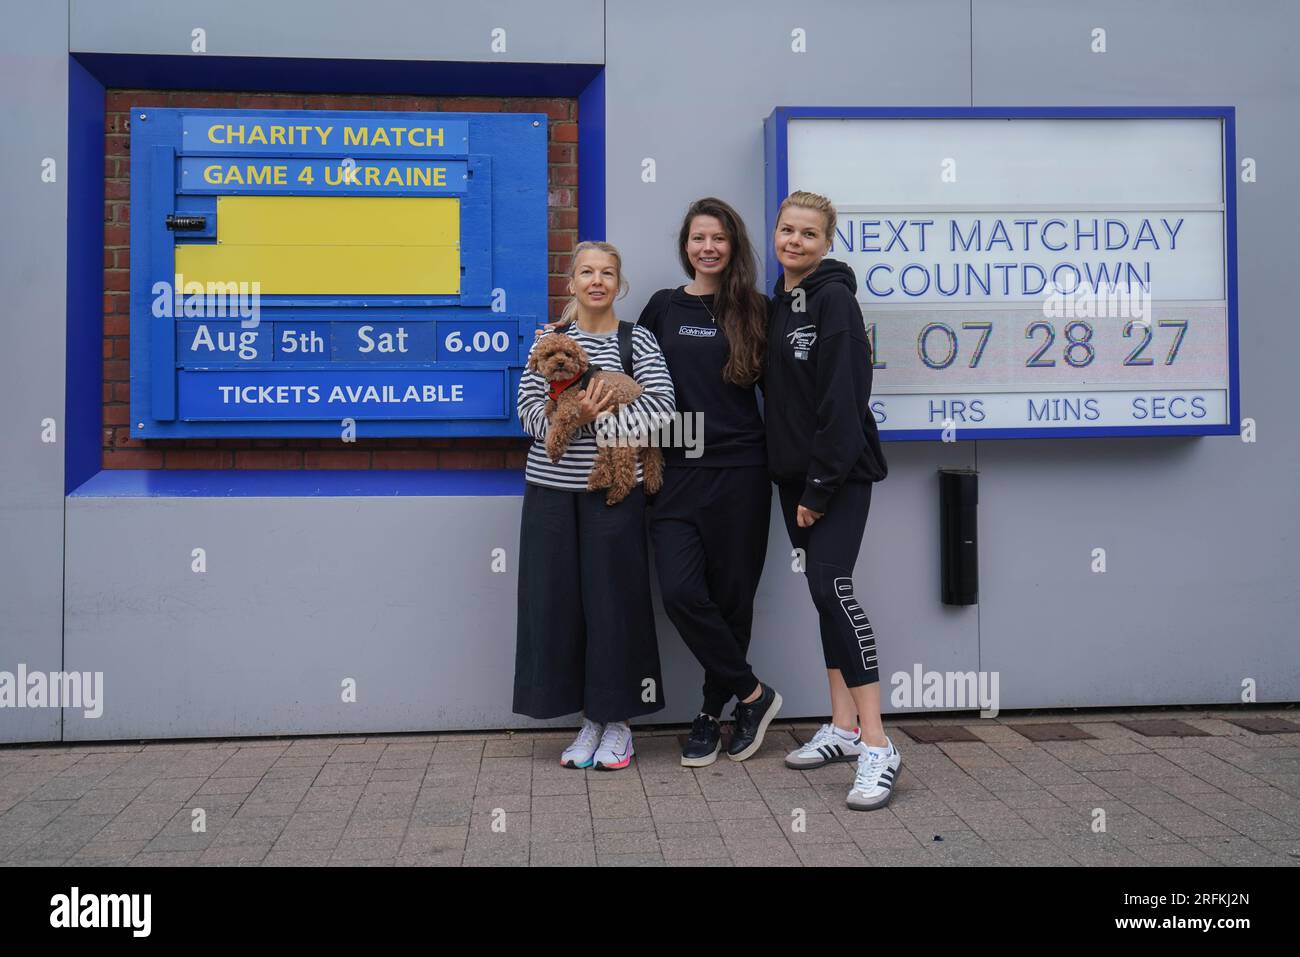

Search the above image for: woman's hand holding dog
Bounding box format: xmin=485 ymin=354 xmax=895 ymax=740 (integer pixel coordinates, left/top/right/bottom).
xmin=575 ymin=378 xmax=616 ymax=426
xmin=535 ymin=319 xmax=570 ymax=339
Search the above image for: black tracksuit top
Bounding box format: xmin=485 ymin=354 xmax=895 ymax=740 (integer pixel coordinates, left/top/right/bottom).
xmin=763 ymin=258 xmax=888 ymax=512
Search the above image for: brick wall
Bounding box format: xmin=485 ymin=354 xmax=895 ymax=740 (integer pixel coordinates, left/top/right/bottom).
xmin=102 ymin=90 xmax=578 ymax=470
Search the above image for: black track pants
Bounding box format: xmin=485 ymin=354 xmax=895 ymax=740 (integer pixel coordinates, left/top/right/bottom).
xmin=649 ymin=466 xmax=771 ymax=717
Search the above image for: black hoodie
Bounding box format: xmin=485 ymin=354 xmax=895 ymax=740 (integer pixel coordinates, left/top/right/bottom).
xmin=764 ymin=258 xmax=888 ymax=512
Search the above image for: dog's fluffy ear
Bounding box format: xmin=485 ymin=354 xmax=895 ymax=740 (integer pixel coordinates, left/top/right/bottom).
xmin=572 ymin=342 xmax=591 ymax=374
xmin=527 ymin=337 xmax=545 ymax=373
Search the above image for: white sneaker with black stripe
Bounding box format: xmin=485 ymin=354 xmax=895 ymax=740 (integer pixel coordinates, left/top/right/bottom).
xmin=784 ymin=723 xmax=868 ymax=769
xmin=846 ymin=738 xmax=902 ymax=811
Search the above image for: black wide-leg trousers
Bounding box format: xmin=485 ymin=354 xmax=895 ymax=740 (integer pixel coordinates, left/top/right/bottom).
xmin=514 ymin=482 xmax=664 ymax=723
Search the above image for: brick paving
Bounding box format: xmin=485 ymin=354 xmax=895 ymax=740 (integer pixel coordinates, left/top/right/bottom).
xmin=1 ymin=707 xmax=1299 ymax=867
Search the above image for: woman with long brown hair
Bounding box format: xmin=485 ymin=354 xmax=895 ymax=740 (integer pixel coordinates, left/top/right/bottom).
xmin=638 ymin=197 xmax=782 ymax=766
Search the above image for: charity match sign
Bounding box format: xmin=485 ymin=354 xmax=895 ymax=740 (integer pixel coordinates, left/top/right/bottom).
xmin=766 ymin=107 xmax=1239 ymax=440
xmin=129 ymin=108 xmax=547 ymax=438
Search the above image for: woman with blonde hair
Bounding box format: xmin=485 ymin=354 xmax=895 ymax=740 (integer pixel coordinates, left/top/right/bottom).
xmin=513 ymin=241 xmax=676 ymax=770
xmin=764 ymin=191 xmax=897 ymax=810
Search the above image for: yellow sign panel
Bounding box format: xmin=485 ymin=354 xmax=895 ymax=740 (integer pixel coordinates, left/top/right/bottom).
xmin=176 ymin=195 xmax=461 ymax=295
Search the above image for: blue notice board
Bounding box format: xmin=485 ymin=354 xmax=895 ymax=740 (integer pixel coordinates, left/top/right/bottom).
xmin=129 ymin=108 xmax=548 ymax=438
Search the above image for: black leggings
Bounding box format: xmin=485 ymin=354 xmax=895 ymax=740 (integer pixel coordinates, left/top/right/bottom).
xmin=777 ymin=481 xmax=878 ymax=688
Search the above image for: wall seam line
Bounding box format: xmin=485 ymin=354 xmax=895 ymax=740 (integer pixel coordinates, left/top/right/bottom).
xmin=971 ymin=0 xmax=979 ymax=679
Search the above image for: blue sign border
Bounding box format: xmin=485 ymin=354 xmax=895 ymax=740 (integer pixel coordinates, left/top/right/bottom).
xmin=65 ymin=53 xmax=606 ymax=495
xmin=764 ymin=105 xmax=1241 ymax=442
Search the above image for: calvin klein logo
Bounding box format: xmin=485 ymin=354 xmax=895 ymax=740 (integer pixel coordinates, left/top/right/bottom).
xmin=678 ymin=325 xmax=717 ymax=338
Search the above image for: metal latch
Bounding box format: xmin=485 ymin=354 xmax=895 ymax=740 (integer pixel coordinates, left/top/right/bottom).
xmin=166 ymin=214 xmax=207 ymax=231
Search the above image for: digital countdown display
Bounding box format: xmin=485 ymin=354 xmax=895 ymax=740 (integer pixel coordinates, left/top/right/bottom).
xmin=764 ymin=107 xmax=1239 ymax=439
xmin=129 ymin=108 xmax=547 ymax=438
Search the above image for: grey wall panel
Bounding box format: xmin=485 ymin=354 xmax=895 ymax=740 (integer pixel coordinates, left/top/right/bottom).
xmin=34 ymin=0 xmax=1300 ymax=745
xmin=606 ymin=0 xmax=980 ymax=720
xmin=973 ymin=0 xmax=1300 ymax=705
xmin=605 ymin=0 xmax=972 ymax=302
xmin=70 ymin=0 xmax=604 ymax=64
xmin=977 ymin=438 xmax=1300 ymax=708
xmin=0 ymin=1 xmax=68 ymax=742
xmin=65 ymin=491 xmax=957 ymax=741
xmin=64 ymin=496 xmax=527 ymax=739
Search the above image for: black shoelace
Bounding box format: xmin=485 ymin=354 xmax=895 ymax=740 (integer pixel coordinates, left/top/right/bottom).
xmin=732 ymin=700 xmax=751 ymax=729
xmin=690 ymin=714 xmax=717 ymax=742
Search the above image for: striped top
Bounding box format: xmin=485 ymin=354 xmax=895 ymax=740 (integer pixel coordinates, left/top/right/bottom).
xmin=517 ymin=323 xmax=676 ymax=491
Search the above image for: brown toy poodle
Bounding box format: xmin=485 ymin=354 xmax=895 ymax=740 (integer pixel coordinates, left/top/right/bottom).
xmin=527 ymin=333 xmax=665 ymax=505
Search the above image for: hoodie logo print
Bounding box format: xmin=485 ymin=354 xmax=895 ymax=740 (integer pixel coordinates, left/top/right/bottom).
xmin=787 ymin=324 xmax=817 ymax=360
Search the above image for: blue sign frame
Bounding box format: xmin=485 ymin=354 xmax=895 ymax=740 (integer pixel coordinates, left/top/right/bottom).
xmin=64 ymin=54 xmax=606 ymax=496
xmin=764 ymin=105 xmax=1241 ymax=441
xmin=129 ymin=107 xmax=548 ymax=439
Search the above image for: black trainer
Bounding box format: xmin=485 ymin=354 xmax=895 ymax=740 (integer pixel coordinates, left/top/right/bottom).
xmin=727 ymin=683 xmax=783 ymax=761
xmin=681 ymin=713 xmax=722 ymax=768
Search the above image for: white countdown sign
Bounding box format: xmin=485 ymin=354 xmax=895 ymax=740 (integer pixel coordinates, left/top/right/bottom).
xmin=766 ymin=108 xmax=1239 ymax=439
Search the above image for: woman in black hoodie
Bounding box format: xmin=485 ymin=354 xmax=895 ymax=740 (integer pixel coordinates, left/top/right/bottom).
xmin=765 ymin=190 xmax=899 ymax=811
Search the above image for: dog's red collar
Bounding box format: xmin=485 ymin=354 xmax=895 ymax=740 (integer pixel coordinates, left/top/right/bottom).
xmin=548 ymin=366 xmax=596 ymax=403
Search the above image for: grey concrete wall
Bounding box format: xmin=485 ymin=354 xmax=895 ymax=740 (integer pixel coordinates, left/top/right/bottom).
xmin=64 ymin=492 xmax=964 ymax=739
xmin=6 ymin=0 xmax=1299 ymax=742
xmin=64 ymin=496 xmax=528 ymax=739
xmin=972 ymin=0 xmax=1300 ymax=707
xmin=0 ymin=0 xmax=68 ymax=742
xmin=69 ymin=0 xmax=604 ymax=64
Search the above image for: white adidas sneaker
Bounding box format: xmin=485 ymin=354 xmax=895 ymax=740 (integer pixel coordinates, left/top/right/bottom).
xmin=846 ymin=737 xmax=902 ymax=811
xmin=784 ymin=723 xmax=869 ymax=769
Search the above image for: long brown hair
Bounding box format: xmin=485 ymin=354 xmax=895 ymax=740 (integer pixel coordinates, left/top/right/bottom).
xmin=677 ymin=198 xmax=766 ymax=386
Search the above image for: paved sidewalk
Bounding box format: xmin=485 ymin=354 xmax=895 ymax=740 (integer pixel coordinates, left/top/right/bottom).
xmin=1 ymin=707 xmax=1298 ymax=866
